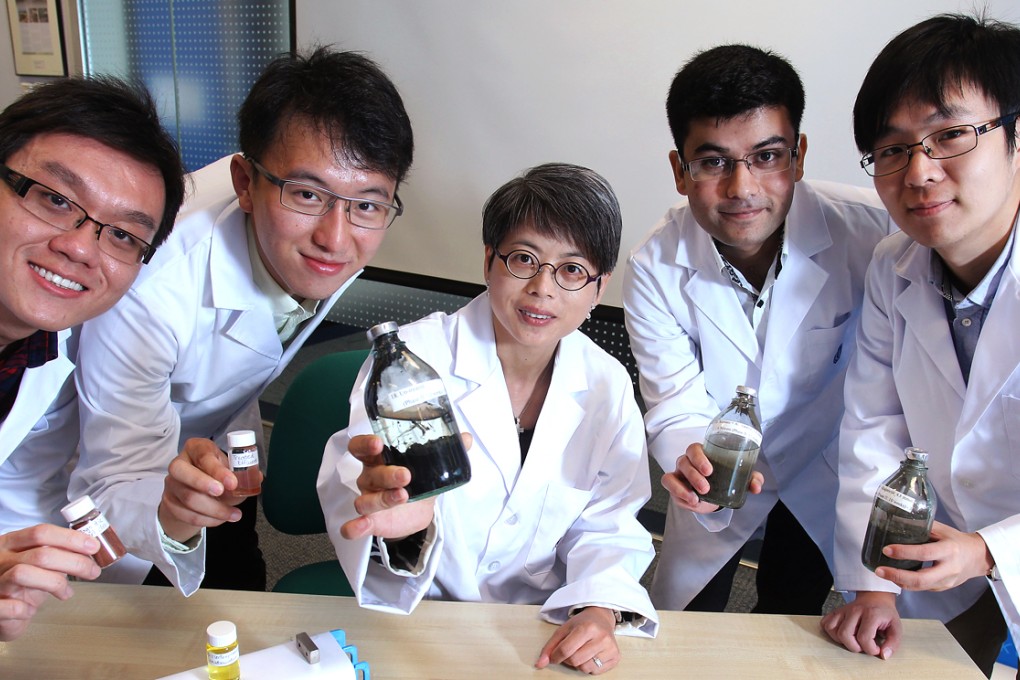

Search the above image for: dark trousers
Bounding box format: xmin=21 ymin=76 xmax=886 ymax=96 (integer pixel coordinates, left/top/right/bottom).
xmin=144 ymin=495 xmax=266 ymax=591
xmin=686 ymin=500 xmax=833 ymax=615
xmin=944 ymin=585 xmax=1007 ymax=678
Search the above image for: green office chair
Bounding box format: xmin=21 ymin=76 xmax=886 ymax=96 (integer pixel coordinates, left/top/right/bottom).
xmin=262 ymin=348 xmax=371 ymax=596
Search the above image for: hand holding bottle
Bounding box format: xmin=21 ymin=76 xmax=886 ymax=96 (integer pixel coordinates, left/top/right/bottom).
xmin=159 ymin=437 xmax=250 ymax=543
xmin=339 ymin=432 xmax=472 ymax=541
xmin=662 ymin=441 xmax=764 ymax=514
xmin=870 ymin=520 xmax=996 ymax=592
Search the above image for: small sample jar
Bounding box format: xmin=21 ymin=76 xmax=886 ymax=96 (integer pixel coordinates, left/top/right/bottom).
xmin=206 ymin=620 xmax=240 ymax=680
xmin=227 ymin=429 xmax=261 ymax=497
xmin=60 ymin=495 xmax=126 ymax=568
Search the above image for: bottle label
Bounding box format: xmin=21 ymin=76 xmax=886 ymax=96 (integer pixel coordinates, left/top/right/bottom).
xmin=230 ymin=447 xmax=258 ymax=468
xmin=207 ymin=647 xmax=239 ymax=666
xmin=706 ymin=420 xmax=762 ymax=446
xmin=382 ymin=379 xmax=446 ymax=412
xmin=77 ymin=514 xmax=110 ymax=538
xmin=876 ymin=484 xmax=916 ymax=512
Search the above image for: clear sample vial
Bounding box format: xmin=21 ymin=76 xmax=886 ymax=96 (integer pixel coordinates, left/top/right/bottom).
xmin=60 ymin=495 xmax=126 ymax=568
xmin=206 ymin=620 xmax=241 ymax=680
xmin=227 ymin=429 xmax=261 ymax=497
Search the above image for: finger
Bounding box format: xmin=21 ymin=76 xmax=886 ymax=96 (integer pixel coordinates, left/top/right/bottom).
xmin=683 ymin=443 xmax=713 ymax=474
xmin=748 ymin=471 xmax=765 ymax=494
xmin=167 ymin=453 xmax=228 ymax=497
xmin=676 ymin=458 xmax=711 ymax=495
xmin=661 ymin=472 xmax=700 ymax=509
xmin=0 ymin=524 xmax=100 ymax=557
xmin=460 ymin=432 xmax=473 ymax=451
xmin=352 ymin=487 xmax=410 ymax=518
xmin=348 ymin=434 xmax=385 ymax=463
xmin=0 ymin=557 xmax=92 ymax=599
xmin=536 ymin=625 xmax=571 ymax=669
xmin=878 ymin=618 xmax=902 ymax=659
xmin=357 ymin=465 xmax=412 ymax=495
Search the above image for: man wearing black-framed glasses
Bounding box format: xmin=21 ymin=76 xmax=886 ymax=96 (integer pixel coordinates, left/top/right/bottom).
xmin=0 ymin=77 xmax=185 ymax=642
xmin=71 ymin=47 xmax=414 ymax=597
xmin=624 ymin=44 xmax=894 ymax=622
xmin=823 ymin=14 xmax=1020 ymax=678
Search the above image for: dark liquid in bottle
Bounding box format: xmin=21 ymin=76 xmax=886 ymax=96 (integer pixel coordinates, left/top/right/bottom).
xmin=699 ymin=435 xmax=760 ymax=509
xmin=382 ymin=433 xmax=471 ymax=501
xmin=861 ymin=514 xmax=929 ymax=571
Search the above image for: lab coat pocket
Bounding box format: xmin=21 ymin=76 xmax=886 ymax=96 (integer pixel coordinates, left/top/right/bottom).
xmin=1000 ymin=394 xmax=1020 ymax=480
xmin=524 ymin=483 xmax=594 ymax=577
xmin=794 ymin=315 xmax=853 ymax=386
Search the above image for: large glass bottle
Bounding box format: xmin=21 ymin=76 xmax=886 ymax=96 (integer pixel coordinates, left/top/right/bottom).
xmin=698 ymin=385 xmax=762 ymax=509
xmin=861 ymin=447 xmax=938 ymax=572
xmin=364 ymin=321 xmax=472 ymax=501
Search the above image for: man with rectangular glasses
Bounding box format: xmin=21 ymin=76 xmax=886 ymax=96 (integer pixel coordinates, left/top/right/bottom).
xmin=624 ymin=44 xmax=893 ymax=617
xmin=0 ymin=77 xmax=185 ymax=640
xmin=822 ymin=14 xmax=1020 ymax=677
xmin=70 ymin=47 xmax=414 ymax=595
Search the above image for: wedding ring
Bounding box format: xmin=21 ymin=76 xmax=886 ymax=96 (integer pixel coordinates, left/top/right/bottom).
xmin=592 ymin=657 xmax=603 ymax=669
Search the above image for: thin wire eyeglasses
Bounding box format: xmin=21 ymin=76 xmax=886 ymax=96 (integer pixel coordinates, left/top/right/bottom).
xmin=1 ymin=164 xmax=155 ymax=264
xmin=860 ymin=111 xmax=1020 ymax=177
xmin=682 ymin=147 xmax=799 ymax=182
xmin=247 ymin=157 xmax=403 ymax=230
xmin=494 ymin=248 xmax=601 ymax=291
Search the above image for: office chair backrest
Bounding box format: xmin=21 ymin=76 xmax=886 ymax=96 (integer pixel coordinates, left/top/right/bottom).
xmin=262 ymin=348 xmax=371 ymax=535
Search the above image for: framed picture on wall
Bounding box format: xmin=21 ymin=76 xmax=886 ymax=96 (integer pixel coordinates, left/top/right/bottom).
xmin=6 ymin=0 xmax=66 ymax=76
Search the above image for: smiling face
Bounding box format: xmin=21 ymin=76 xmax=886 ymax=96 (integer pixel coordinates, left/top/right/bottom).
xmin=484 ymin=224 xmax=609 ymax=355
xmin=671 ymin=106 xmax=806 ymax=264
xmin=0 ymin=133 xmax=165 ymax=349
xmin=871 ymin=84 xmax=1020 ymax=277
xmin=232 ymin=115 xmax=398 ymax=301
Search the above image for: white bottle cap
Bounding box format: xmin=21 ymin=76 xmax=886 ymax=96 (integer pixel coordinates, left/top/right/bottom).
xmin=226 ymin=430 xmax=256 ymax=448
xmin=735 ymin=385 xmax=757 ymax=397
xmin=367 ymin=321 xmax=399 ymax=342
xmin=207 ymin=620 xmax=237 ymax=647
xmin=61 ymin=495 xmax=97 ymax=523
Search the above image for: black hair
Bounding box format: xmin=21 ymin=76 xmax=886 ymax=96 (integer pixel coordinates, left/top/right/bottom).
xmin=854 ymin=13 xmax=1020 ymax=154
xmin=482 ymin=163 xmax=621 ymax=276
xmin=666 ymin=44 xmax=805 ymax=156
xmin=238 ymin=46 xmax=414 ymax=185
xmin=0 ymin=76 xmax=186 ymax=249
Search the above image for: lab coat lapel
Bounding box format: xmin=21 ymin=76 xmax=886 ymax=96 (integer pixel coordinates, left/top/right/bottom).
xmin=764 ymin=188 xmax=830 ymax=364
xmin=958 ymin=245 xmax=1020 ymax=439
xmin=680 ymin=213 xmax=759 ymax=363
xmin=450 ymin=298 xmax=519 ymax=495
xmin=208 ymin=208 xmax=280 ymax=361
xmin=894 ymin=245 xmax=967 ymax=399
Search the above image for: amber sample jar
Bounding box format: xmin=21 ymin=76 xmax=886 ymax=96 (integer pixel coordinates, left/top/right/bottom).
xmin=60 ymin=495 xmax=126 ymax=568
xmin=227 ymin=429 xmax=261 ymax=497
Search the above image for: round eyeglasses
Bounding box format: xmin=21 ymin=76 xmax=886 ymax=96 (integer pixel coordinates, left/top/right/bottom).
xmin=860 ymin=111 xmax=1020 ymax=177
xmin=682 ymin=147 xmax=799 ymax=182
xmin=1 ymin=164 xmax=155 ymax=264
xmin=247 ymin=157 xmax=402 ymax=230
xmin=494 ymin=248 xmax=601 ymax=291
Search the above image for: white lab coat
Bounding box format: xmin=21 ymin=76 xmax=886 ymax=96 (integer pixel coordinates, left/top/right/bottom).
xmin=834 ymin=229 xmax=1020 ymax=643
xmin=70 ymin=155 xmax=356 ymax=595
xmin=0 ymin=329 xmax=77 ymax=534
xmin=317 ymin=294 xmax=658 ymax=636
xmin=624 ymin=180 xmax=893 ymax=609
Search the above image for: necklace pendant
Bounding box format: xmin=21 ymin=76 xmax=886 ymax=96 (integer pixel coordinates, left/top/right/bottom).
xmin=515 ymin=417 xmax=524 ymax=434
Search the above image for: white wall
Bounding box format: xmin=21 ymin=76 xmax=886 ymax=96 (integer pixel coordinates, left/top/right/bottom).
xmin=298 ymin=0 xmax=1020 ymax=306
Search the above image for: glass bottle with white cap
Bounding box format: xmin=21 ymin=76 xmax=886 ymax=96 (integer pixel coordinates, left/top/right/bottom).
xmin=697 ymin=385 xmax=762 ymax=509
xmin=862 ymin=446 xmax=938 ymax=572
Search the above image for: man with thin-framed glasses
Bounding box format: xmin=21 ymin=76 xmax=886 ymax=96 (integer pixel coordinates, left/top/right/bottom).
xmin=822 ymin=14 xmax=1020 ymax=678
xmin=624 ymin=44 xmax=894 ymax=618
xmin=0 ymin=77 xmax=185 ymax=641
xmin=70 ymin=47 xmax=414 ymax=596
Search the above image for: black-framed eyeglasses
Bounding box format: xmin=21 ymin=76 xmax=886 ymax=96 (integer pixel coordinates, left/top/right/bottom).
xmin=1 ymin=164 xmax=155 ymax=264
xmin=682 ymin=147 xmax=799 ymax=182
xmin=247 ymin=157 xmax=403 ymax=230
xmin=861 ymin=111 xmax=1020 ymax=177
xmin=494 ymin=248 xmax=601 ymax=291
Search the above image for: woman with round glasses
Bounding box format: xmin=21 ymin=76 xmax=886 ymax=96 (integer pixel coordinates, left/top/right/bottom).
xmin=319 ymin=163 xmax=658 ymax=675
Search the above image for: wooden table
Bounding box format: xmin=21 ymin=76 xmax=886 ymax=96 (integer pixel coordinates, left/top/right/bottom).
xmin=0 ymin=582 xmax=984 ymax=679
